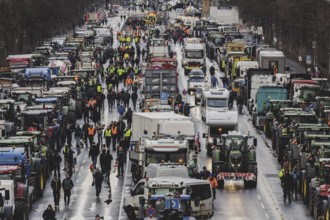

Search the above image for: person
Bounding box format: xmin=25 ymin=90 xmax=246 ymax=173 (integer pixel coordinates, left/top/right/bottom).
xmin=93 ymin=168 xmax=104 ymax=197
xmin=209 ymin=65 xmax=215 ymax=76
xmin=124 ymin=127 xmax=132 ymax=152
xmin=52 ymin=152 xmax=62 ymax=178
xmin=95 ymin=214 xmax=102 ymax=220
xmin=291 ymin=167 xmax=299 ymax=200
xmin=62 ymin=174 xmax=74 ymax=207
xmin=42 ymin=204 xmax=56 ymax=220
xmin=117 ymin=147 xmax=125 ymax=177
xmin=111 ymin=122 xmax=118 ymax=151
xmin=282 ymin=169 xmax=293 ymax=203
xmin=200 ymin=166 xmax=210 ymax=180
xmin=183 ymin=103 xmax=190 ymax=116
xmin=99 ymin=148 xmax=108 ymax=176
xmin=89 ymin=142 xmax=100 ymax=168
xmin=125 ymin=107 xmax=133 ymax=127
xmin=104 ymin=125 xmax=112 ymax=149
xmin=62 ymin=144 xmax=70 ymax=172
xmin=207 ymin=174 xmax=218 ymax=199
xmin=105 ymin=150 xmax=113 ymax=182
xmin=131 ymin=92 xmax=138 ymax=111
xmin=211 ymin=75 xmax=218 ymax=88
xmin=51 ymin=175 xmax=61 ymax=209
xmin=88 ymin=124 xmax=96 ymax=147
xmin=75 ymin=124 xmax=82 ymax=155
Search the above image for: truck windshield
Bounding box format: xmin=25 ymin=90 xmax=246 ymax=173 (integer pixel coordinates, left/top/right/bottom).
xmin=225 ymin=136 xmax=244 ymax=149
xmin=301 ymin=88 xmax=318 ymax=102
xmin=185 ymin=50 xmax=204 ymax=59
xmin=207 ymin=98 xmax=227 ymax=108
xmin=146 ymin=152 xmax=186 ymax=166
xmin=190 ymin=77 xmax=204 ymax=82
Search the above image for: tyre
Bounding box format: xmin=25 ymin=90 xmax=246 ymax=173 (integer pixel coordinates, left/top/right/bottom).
xmin=246 ymin=163 xmax=257 ymax=188
xmin=131 ymin=165 xmax=140 ymax=184
xmin=76 ymin=100 xmax=83 ymax=119
xmin=14 ymin=199 xmax=28 ymax=220
xmin=125 ymin=206 xmax=136 ymax=220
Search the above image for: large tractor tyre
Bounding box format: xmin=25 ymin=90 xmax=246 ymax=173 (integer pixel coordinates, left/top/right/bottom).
xmin=30 ymin=158 xmax=45 ymax=198
xmin=76 ymin=100 xmax=83 ymax=119
xmin=14 ymin=200 xmax=28 ymax=220
xmin=3 ymin=205 xmax=13 ymax=220
xmin=245 ymin=164 xmax=257 ymax=188
xmin=131 ymin=165 xmax=141 ymax=184
xmin=125 ymin=205 xmax=137 ymax=220
xmin=217 ymin=163 xmax=226 ymax=189
xmin=308 ymin=183 xmax=314 ymax=209
xmin=68 ymin=111 xmax=77 ymax=126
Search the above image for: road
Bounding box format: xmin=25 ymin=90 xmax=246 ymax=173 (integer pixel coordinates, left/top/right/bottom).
xmin=29 ymin=6 xmax=313 ymax=220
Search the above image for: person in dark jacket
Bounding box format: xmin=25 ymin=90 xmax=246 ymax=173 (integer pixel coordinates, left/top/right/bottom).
xmin=116 ymin=147 xmax=125 ymax=177
xmin=51 ymin=175 xmax=61 ymax=209
xmin=99 ymin=148 xmax=107 ymax=175
xmin=62 ymin=174 xmax=73 ymax=207
xmin=200 ymin=166 xmax=211 ymax=180
xmin=93 ymin=168 xmax=104 ymax=197
xmin=209 ymin=65 xmax=215 ymax=76
xmin=282 ymin=169 xmax=293 ymax=203
xmin=42 ymin=204 xmax=56 ymax=220
xmin=52 ymin=153 xmax=62 ymax=178
xmin=105 ymin=150 xmax=113 ymax=182
xmin=131 ymin=92 xmax=138 ymax=111
xmin=89 ymin=142 xmax=100 ymax=168
xmin=125 ymin=107 xmax=133 ymax=127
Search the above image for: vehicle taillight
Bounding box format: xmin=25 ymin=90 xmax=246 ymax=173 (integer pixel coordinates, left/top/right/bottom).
xmin=48 ymin=127 xmax=53 ymax=137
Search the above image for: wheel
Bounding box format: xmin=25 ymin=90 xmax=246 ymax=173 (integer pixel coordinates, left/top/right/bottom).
xmin=76 ymin=100 xmax=83 ymax=119
xmin=206 ymin=144 xmax=212 ymax=157
xmin=131 ymin=165 xmax=140 ymax=184
xmin=125 ymin=206 xmax=136 ymax=220
xmin=14 ymin=199 xmax=28 ymax=220
xmin=246 ymin=164 xmax=257 ymax=188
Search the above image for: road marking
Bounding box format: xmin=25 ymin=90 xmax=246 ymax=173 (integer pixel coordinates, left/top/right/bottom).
xmin=260 ymin=203 xmax=265 ymax=209
xmin=118 ymin=155 xmax=130 ymax=219
xmin=257 ymin=194 xmax=261 ymax=200
xmin=265 ymin=213 xmax=270 ymax=219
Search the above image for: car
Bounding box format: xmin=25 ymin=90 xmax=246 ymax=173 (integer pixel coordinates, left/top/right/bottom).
xmin=188 ymin=69 xmax=206 ymax=104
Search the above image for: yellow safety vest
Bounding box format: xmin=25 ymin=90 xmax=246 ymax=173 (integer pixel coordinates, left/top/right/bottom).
xmin=97 ymin=85 xmax=102 ymax=93
xmin=105 ymin=129 xmax=111 ymax=137
xmin=108 ymin=83 xmax=113 ymax=90
xmin=125 ymin=129 xmax=132 ymax=137
xmin=126 ymin=37 xmax=131 ymax=42
xmin=282 ymin=127 xmax=287 ymax=136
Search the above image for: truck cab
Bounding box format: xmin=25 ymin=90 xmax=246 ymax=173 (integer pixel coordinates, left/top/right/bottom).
xmin=182 ymin=38 xmax=206 ymax=75
xmin=123 ymin=177 xmax=214 ymax=219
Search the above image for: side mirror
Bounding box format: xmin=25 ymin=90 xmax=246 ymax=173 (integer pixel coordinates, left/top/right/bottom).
xmin=202 ymin=133 xmax=206 ymax=138
xmin=130 ymin=189 xmax=134 ymax=196
xmin=5 ymin=190 xmax=10 ymax=200
xmin=253 ymin=138 xmax=257 ymax=147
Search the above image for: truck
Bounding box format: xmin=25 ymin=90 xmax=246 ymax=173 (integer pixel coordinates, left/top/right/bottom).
xmin=257 ymin=49 xmax=285 ymax=73
xmin=247 ymin=69 xmax=275 ymax=114
xmin=235 ymin=60 xmax=259 ymax=78
xmin=182 ymin=38 xmax=206 ymax=75
xmin=20 ymin=67 xmax=52 ymax=89
xmin=0 ymin=99 xmax=16 ymax=138
xmin=212 ymin=131 xmax=258 ymax=189
xmin=129 ymin=137 xmax=193 ymax=183
xmin=200 ymin=88 xmax=238 ymax=156
xmin=131 ymin=112 xmax=195 ymax=149
xmin=252 ymin=85 xmax=288 ymax=131
xmin=0 ymin=147 xmax=33 ymax=220
xmin=149 ymin=38 xmax=169 ymax=58
xmin=143 ymin=58 xmax=178 ymax=99
xmin=6 ymin=54 xmax=47 ymax=73
xmin=123 ymin=177 xmax=214 ymax=219
xmin=0 ymin=180 xmax=15 ymax=220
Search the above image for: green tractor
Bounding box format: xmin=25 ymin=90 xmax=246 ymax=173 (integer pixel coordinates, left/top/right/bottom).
xmin=212 ymin=131 xmax=257 ymax=189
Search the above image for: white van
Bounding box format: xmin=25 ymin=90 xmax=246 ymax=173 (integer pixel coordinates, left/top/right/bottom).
xmin=144 ymin=163 xmax=189 ymax=178
xmin=123 ymin=177 xmax=214 ymax=219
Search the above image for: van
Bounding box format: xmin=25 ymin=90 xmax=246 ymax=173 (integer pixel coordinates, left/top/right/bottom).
xmin=144 ymin=163 xmax=189 ymax=178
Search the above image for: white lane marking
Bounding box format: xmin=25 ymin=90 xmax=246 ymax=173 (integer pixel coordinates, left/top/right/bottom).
xmin=261 ymin=203 xmax=265 ymax=209
xmin=257 ymin=194 xmax=261 ymax=200
xmin=265 ymin=213 xmax=270 ymax=219
xmin=118 ymin=155 xmax=130 ymax=219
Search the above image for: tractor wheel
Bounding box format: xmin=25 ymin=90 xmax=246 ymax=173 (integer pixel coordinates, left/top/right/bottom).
xmin=76 ymin=100 xmax=83 ymax=119
xmin=28 ymin=176 xmax=36 ymax=201
xmin=14 ymin=200 xmax=29 ymax=220
xmin=246 ymin=164 xmax=257 ymax=188
xmin=309 ymin=184 xmax=314 ymax=212
xmin=125 ymin=206 xmax=136 ymax=220
xmin=131 ymin=165 xmax=140 ymax=184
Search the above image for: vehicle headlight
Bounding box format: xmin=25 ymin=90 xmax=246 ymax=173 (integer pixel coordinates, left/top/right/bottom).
xmin=190 ymin=91 xmax=195 ymax=95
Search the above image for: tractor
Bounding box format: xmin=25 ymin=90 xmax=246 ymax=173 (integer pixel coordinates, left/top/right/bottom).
xmin=212 ymin=131 xmax=257 ymax=189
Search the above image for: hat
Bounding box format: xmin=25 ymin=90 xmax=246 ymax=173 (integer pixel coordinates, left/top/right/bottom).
xmin=209 ymin=173 xmax=213 ymax=177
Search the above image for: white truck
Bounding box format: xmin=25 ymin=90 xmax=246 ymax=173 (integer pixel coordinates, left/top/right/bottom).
xmin=258 ymin=49 xmax=285 ymax=73
xmin=149 ymin=38 xmax=169 ymax=58
xmin=200 ymin=88 xmax=238 ymax=156
xmin=0 ymin=180 xmax=15 ymax=220
xmin=131 ymin=112 xmax=196 ymax=149
xmin=123 ymin=177 xmax=214 ymax=219
xmin=182 ymin=38 xmax=206 ymax=75
xmin=129 ymin=137 xmax=193 ymax=183
xmin=235 ymin=60 xmax=259 ymax=78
